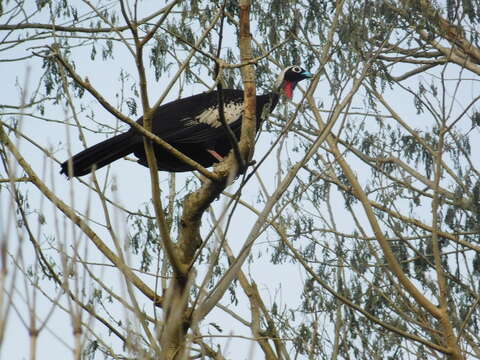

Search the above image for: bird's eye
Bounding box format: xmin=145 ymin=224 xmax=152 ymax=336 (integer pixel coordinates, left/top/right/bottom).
xmin=291 ymin=66 xmax=302 ymax=73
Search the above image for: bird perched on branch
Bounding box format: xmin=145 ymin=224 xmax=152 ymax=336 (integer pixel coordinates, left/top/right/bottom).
xmin=60 ymin=65 xmax=312 ymax=177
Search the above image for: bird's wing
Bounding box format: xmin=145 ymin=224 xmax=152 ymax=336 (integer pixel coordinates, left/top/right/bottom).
xmin=135 ymin=89 xmax=264 ymax=144
xmin=173 ymin=102 xmax=243 ymax=143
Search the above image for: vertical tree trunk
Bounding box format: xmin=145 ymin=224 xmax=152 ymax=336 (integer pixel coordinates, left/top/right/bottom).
xmin=238 ymin=0 xmax=256 ymax=166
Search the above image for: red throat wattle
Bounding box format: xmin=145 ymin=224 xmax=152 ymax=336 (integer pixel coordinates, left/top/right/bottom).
xmin=283 ymin=81 xmax=295 ymax=99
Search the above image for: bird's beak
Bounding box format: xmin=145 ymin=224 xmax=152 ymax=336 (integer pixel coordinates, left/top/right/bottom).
xmin=301 ymin=71 xmax=314 ymax=79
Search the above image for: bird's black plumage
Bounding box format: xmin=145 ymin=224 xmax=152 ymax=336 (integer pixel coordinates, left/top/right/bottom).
xmin=60 ymin=66 xmax=312 ymax=177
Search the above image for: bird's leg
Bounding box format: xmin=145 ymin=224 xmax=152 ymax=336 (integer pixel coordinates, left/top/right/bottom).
xmin=207 ymin=149 xmax=224 ymax=162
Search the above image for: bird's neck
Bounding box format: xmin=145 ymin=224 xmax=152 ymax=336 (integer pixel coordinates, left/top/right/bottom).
xmin=273 ymin=80 xmax=295 ymax=99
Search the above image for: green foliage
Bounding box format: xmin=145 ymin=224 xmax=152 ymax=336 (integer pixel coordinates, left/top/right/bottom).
xmin=128 ymin=206 xmax=160 ymax=272
xmin=83 ymin=340 xmax=99 ymax=360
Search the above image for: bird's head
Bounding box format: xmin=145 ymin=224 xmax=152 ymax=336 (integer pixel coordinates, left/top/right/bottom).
xmin=274 ymin=65 xmax=313 ymax=99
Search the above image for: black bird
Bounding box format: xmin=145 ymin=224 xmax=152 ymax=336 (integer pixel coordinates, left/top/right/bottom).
xmin=60 ymin=65 xmax=312 ymax=177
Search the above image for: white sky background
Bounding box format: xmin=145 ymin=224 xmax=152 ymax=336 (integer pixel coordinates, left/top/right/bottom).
xmin=1 ymin=1 xmax=480 ymax=359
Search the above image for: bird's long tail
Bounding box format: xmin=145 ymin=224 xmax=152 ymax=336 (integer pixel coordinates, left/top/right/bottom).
xmin=60 ymin=132 xmax=136 ymax=177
